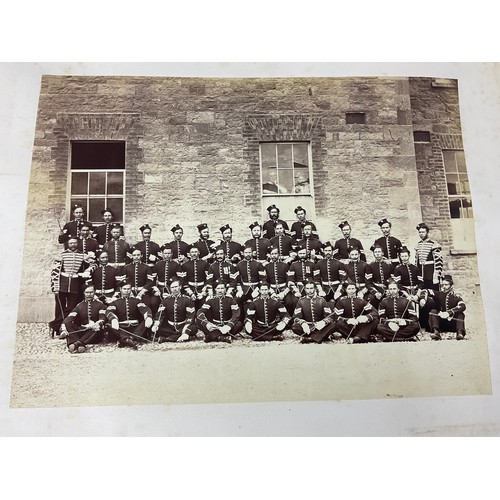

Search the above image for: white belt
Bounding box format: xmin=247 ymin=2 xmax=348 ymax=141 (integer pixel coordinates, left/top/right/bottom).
xmin=61 ymin=272 xmax=80 ymax=278
xmin=119 ymin=320 xmax=139 ymax=326
xmin=96 ymin=288 xmax=115 ymax=294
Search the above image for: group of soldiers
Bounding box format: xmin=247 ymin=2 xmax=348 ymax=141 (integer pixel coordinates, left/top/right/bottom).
xmin=49 ymin=204 xmax=467 ymax=353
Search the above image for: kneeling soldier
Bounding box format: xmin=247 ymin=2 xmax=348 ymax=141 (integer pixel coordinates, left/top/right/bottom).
xmin=428 ymin=274 xmax=467 ymax=340
xmin=60 ymin=284 xmax=106 ymax=353
xmin=291 ymin=281 xmax=336 ymax=344
xmin=152 ymin=280 xmax=198 ymax=343
xmin=196 ymin=282 xmax=242 ymax=343
xmin=244 ymin=282 xmax=291 ymax=341
xmin=105 ymin=282 xmax=154 ymax=349
xmin=376 ymin=280 xmax=420 ymax=342
xmin=334 ymin=280 xmax=378 ymax=343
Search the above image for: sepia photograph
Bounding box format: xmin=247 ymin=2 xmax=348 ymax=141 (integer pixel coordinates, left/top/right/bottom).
xmin=8 ymin=66 xmax=492 ymax=409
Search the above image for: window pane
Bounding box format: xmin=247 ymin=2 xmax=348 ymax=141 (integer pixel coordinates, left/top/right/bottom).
xmin=446 ymin=174 xmax=460 ymax=195
xmin=89 ymin=198 xmax=106 ymax=222
xmin=277 ymin=144 xmax=292 ymax=169
xmin=443 ymin=151 xmax=457 ymax=172
xmin=460 ymin=175 xmax=470 ymax=195
xmin=71 ymin=172 xmax=88 ymax=195
xmin=262 ymin=166 xmax=278 ymax=194
xmin=456 ymin=151 xmax=467 ymax=173
xmin=70 ymin=198 xmax=88 ymax=217
xmin=449 ymin=199 xmax=461 ymax=219
xmin=277 ymin=169 xmax=293 ymax=193
xmin=107 ymin=172 xmax=124 ymax=195
xmin=89 ymin=172 xmax=106 ymax=195
xmin=261 ymin=143 xmax=276 ymax=168
xmin=294 ymin=169 xmax=310 ymax=193
xmin=293 ymin=143 xmax=309 ymax=168
xmin=462 ymin=197 xmax=473 ymax=218
xmin=106 ymin=198 xmax=124 ymax=223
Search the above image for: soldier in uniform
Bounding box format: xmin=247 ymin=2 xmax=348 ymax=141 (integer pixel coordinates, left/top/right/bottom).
xmin=296 ymin=223 xmax=323 ymax=261
xmin=373 ymin=218 xmax=403 ymax=266
xmin=88 ymin=250 xmax=121 ymax=305
xmin=105 ymin=281 xmax=154 ymax=349
xmin=376 ymin=280 xmax=420 ymax=342
xmin=192 ymin=223 xmax=216 ymax=264
xmin=94 ymin=208 xmax=124 ymax=248
xmin=287 ymin=245 xmax=315 ymax=308
xmin=367 ymin=244 xmax=394 ymax=309
xmin=58 ymin=204 xmax=93 ymax=247
xmin=77 ymin=223 xmax=99 ymax=257
xmin=244 ymin=282 xmax=291 ymax=341
xmin=244 ymin=222 xmax=272 ymax=263
xmin=152 ymin=280 xmax=198 ymax=343
xmin=263 ymin=246 xmax=294 ymax=315
xmin=269 ymin=222 xmax=296 ymax=264
xmin=314 ymin=241 xmax=346 ymax=305
xmin=165 ymin=224 xmax=190 ymax=264
xmin=133 ymin=224 xmax=161 ymax=268
xmin=207 ymin=247 xmax=238 ymax=297
xmin=415 ymin=222 xmax=443 ymax=291
xmin=428 ymin=275 xmax=467 ymax=340
xmin=60 ymin=284 xmax=107 ymax=353
xmin=196 ymin=282 xmax=242 ymax=343
xmin=290 ymin=206 xmax=318 ymax=242
xmin=343 ymin=246 xmax=374 ymax=301
xmin=219 ymin=224 xmax=243 ymax=263
xmin=121 ymin=248 xmax=161 ymax=315
xmin=334 ymin=280 xmax=379 ymax=343
xmin=291 ymin=281 xmax=337 ymax=344
xmin=235 ymin=246 xmax=266 ymax=314
xmin=49 ymin=237 xmax=87 ymax=336
xmin=102 ymin=224 xmax=132 ymax=271
xmin=182 ymin=245 xmax=210 ymax=310
xmin=152 ymin=246 xmax=184 ymax=298
xmin=333 ymin=221 xmax=366 ymax=263
xmin=262 ymin=204 xmax=290 ymax=239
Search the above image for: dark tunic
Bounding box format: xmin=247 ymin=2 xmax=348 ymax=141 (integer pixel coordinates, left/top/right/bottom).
xmin=262 ymin=218 xmax=290 ymax=239
xmin=333 ymin=237 xmax=366 ymax=261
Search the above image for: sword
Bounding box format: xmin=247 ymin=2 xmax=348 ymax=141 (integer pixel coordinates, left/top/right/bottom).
xmin=116 ymin=326 xmax=152 ymax=343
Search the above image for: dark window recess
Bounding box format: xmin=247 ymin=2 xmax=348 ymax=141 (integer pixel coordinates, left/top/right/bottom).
xmin=345 ymin=112 xmax=366 ymax=125
xmin=413 ymin=131 xmax=431 ymax=142
xmin=71 ymin=141 xmax=125 ymax=170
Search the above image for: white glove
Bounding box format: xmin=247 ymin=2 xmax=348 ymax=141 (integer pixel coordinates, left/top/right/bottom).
xmin=149 ymin=255 xmax=157 ymax=262
xmin=244 ymin=322 xmax=253 ymax=334
xmin=276 ymin=321 xmax=286 ymax=331
xmin=220 ymin=324 xmax=231 ymax=335
xmin=314 ymin=320 xmax=326 ymax=331
xmin=145 ymin=317 xmax=153 ymax=328
xmin=111 ymin=319 xmax=119 ymax=330
xmin=302 ymin=323 xmax=311 ymax=334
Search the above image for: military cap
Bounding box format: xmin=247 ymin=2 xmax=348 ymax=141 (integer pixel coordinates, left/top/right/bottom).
xmin=139 ymin=224 xmax=151 ymax=233
xmin=370 ymin=243 xmax=383 ymax=252
xmin=321 ymin=241 xmax=334 ymax=250
xmin=399 ymin=246 xmax=411 ymax=255
xmin=294 ymin=206 xmax=306 ymax=214
xmin=101 ymin=208 xmax=114 ymax=216
xmin=295 ymin=244 xmax=308 ymax=252
xmin=110 ymin=223 xmax=122 ymax=230
xmin=442 ymin=274 xmax=454 ymax=284
xmin=197 ymin=223 xmax=208 ymax=232
xmin=267 ymin=245 xmax=279 ymax=254
xmin=378 ymin=218 xmax=391 ymax=227
xmin=249 ymin=221 xmax=261 ymax=230
xmin=219 ymin=224 xmax=232 ymax=233
xmin=266 ymin=204 xmax=279 ymax=213
xmin=347 ymin=245 xmax=360 ymax=253
xmin=171 ymin=224 xmax=183 ymax=232
xmin=343 ymin=278 xmax=359 ymax=289
xmin=416 ymin=222 xmax=430 ymax=231
xmin=72 ymin=203 xmax=84 ymax=211
xmin=338 ymin=220 xmax=350 ymax=229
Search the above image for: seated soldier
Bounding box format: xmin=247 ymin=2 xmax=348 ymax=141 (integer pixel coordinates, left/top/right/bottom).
xmin=296 ymin=223 xmax=323 ymax=262
xmin=287 ymin=245 xmax=315 ymax=309
xmin=60 ymin=284 xmax=107 ymax=353
xmin=367 ymin=244 xmax=394 ymax=309
xmin=376 ymin=279 xmax=420 ymax=342
xmin=244 ymin=282 xmax=291 ymax=341
xmin=291 ymin=280 xmax=337 ymax=344
xmin=428 ymin=274 xmax=467 ymax=340
xmin=264 ymin=245 xmax=294 ymax=315
xmin=313 ymin=241 xmax=346 ymax=306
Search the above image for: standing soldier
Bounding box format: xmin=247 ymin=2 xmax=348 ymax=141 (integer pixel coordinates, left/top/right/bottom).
xmin=334 ymin=280 xmax=379 ymax=344
xmin=428 ymin=275 xmax=467 ymax=340
xmin=152 ymin=280 xmax=198 ymax=343
xmin=88 ymin=250 xmax=121 ymax=305
xmin=94 ymin=208 xmax=124 ymax=248
xmin=343 ymin=246 xmax=374 ymax=301
xmin=192 ymin=223 xmax=216 ymax=264
xmin=415 ymin=222 xmax=443 ymax=291
xmin=270 ymin=222 xmax=296 ymax=264
xmin=291 ymin=281 xmax=336 ymax=344
xmin=49 ymin=237 xmax=86 ymax=336
xmin=165 ymin=224 xmax=190 ymax=264
xmin=207 ymin=247 xmax=238 ymax=297
xmin=244 ymin=282 xmax=290 ymax=341
xmin=373 ymin=218 xmax=403 ymax=266
xmin=290 ymin=206 xmax=318 ymax=242
xmin=262 ymin=204 xmax=290 ymax=239
xmin=393 ymin=246 xmax=422 ymax=297
xmin=102 ymin=224 xmax=132 ymax=272
xmin=152 ymin=246 xmax=184 ymax=297
xmin=77 ymin=223 xmax=99 ymax=257
xmin=58 ymin=204 xmax=93 ymax=247
xmin=287 ymin=246 xmax=315 ymax=308
xmin=314 ymin=241 xmax=346 ymax=305
xmin=105 ymin=282 xmax=154 ymax=349
xmin=296 ymin=223 xmax=323 ymax=261
xmin=60 ymin=284 xmax=107 ymax=353
xmin=133 ymin=224 xmax=161 ymax=268
xmin=263 ymin=246 xmax=294 ymax=315
xmin=368 ymin=244 xmax=394 ymax=309
xmin=333 ymin=221 xmax=366 ymax=263
xmin=182 ymin=245 xmax=210 ymax=310
xmin=219 ymin=224 xmax=243 ymax=263
xmin=196 ymin=282 xmax=242 ymax=343
xmin=376 ymin=280 xmax=420 ymax=342
xmin=235 ymin=246 xmax=266 ymax=314
xmin=244 ymin=222 xmax=272 ymax=264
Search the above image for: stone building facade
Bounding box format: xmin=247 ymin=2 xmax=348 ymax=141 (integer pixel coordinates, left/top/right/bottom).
xmin=18 ymin=75 xmax=481 ymax=322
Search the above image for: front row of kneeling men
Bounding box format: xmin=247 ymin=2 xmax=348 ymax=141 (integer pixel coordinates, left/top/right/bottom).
xmin=60 ymin=272 xmax=466 ymax=353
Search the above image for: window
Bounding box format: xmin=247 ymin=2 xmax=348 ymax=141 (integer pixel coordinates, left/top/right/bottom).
xmin=70 ymin=141 xmax=125 ymax=223
xmin=413 ymin=131 xmax=431 ymax=142
xmin=443 ymin=150 xmax=476 ymax=251
xmin=345 ymin=112 xmax=366 ymax=124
